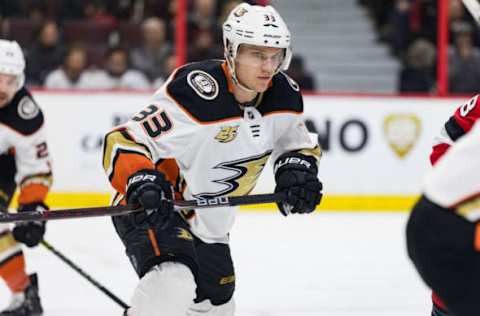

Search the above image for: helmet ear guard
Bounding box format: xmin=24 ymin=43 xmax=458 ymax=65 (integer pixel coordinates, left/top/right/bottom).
xmin=0 ymin=40 xmax=26 ymax=90
xmin=222 ymin=3 xmax=293 ymax=88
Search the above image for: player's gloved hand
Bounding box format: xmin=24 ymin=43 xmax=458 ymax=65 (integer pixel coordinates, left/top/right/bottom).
xmin=274 ymin=152 xmax=323 ymax=216
xmin=126 ymin=169 xmax=174 ymax=227
xmin=12 ymin=202 xmax=47 ymax=247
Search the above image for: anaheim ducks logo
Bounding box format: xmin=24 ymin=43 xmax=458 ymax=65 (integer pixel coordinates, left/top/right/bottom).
xmin=215 ymin=125 xmax=239 ymax=143
xmin=383 ymin=114 xmax=421 ymax=159
xmin=195 ymin=151 xmax=272 ymax=198
xmin=177 ymin=228 xmax=193 ymax=241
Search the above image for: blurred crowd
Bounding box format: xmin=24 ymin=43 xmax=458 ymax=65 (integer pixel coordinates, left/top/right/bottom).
xmin=360 ymin=0 xmax=480 ymax=94
xmin=0 ymin=0 xmax=316 ymax=91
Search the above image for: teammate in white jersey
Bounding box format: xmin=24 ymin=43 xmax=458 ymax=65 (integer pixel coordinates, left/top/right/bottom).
xmin=407 ymin=119 xmax=480 ymax=316
xmin=103 ymin=3 xmax=323 ymax=316
xmin=0 ymin=40 xmax=52 ymax=316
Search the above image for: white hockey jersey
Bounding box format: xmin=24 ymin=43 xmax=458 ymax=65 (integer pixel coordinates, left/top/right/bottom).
xmin=103 ymin=60 xmax=320 ymax=243
xmin=424 ymin=119 xmax=480 ymax=221
xmin=0 ymin=87 xmax=52 ymax=205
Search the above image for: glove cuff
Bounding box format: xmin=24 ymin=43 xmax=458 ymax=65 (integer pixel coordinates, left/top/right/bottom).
xmin=126 ymin=169 xmax=173 ymax=205
xmin=274 ymin=152 xmax=318 ymax=179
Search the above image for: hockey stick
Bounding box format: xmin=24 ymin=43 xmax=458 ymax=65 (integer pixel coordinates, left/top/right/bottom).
xmin=0 ymin=193 xmax=284 ymax=223
xmin=462 ymin=0 xmax=480 ymax=24
xmin=40 ymin=239 xmax=129 ymax=310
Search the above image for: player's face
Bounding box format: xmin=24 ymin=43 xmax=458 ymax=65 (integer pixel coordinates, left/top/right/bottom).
xmin=235 ymin=45 xmax=284 ymax=92
xmin=0 ymin=73 xmax=18 ymax=108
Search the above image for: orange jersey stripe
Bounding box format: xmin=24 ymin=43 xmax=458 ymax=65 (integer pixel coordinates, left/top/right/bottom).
xmin=111 ymin=152 xmax=155 ymax=195
xmin=18 ymin=183 xmax=48 ymax=205
xmin=475 ymin=224 xmax=480 ymax=252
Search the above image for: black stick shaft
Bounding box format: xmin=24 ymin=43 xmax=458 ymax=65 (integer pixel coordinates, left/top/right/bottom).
xmin=0 ymin=193 xmax=284 ymax=223
xmin=41 ymin=240 xmax=129 ymax=310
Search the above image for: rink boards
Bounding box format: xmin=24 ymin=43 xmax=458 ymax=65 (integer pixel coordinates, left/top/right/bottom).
xmin=24 ymin=91 xmax=470 ymax=211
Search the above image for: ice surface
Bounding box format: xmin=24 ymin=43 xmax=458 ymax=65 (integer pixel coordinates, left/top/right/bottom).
xmin=0 ymin=212 xmax=431 ymax=315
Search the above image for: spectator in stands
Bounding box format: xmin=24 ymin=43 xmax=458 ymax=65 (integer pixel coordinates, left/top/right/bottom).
xmin=44 ymin=44 xmax=96 ymax=89
xmin=83 ymin=1 xmax=117 ymax=26
xmin=448 ymin=22 xmax=480 ymax=93
xmin=448 ymin=0 xmax=480 ymax=47
xmin=388 ymin=0 xmax=413 ymax=56
xmin=93 ymin=47 xmax=150 ymax=89
xmin=398 ymin=38 xmax=436 ymax=93
xmin=285 ymin=55 xmax=316 ymax=91
xmin=130 ymin=17 xmax=172 ymax=82
xmin=358 ymin=0 xmax=394 ymax=35
xmin=26 ymin=20 xmax=65 ymax=86
xmin=189 ymin=0 xmax=219 ymax=32
xmin=152 ymin=52 xmax=177 ymax=88
xmin=188 ymin=0 xmax=222 ymax=46
xmin=187 ymin=29 xmax=223 ymax=62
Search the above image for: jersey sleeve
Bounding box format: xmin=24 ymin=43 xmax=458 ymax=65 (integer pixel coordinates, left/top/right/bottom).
xmin=14 ymin=123 xmax=52 ymax=205
xmin=430 ymin=95 xmax=480 ymax=165
xmin=272 ymin=112 xmax=322 ymax=164
xmin=102 ymin=86 xmax=199 ymax=195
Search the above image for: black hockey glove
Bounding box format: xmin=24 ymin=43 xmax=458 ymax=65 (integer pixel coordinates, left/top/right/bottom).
xmin=126 ymin=169 xmax=174 ymax=227
xmin=274 ymin=152 xmax=323 ymax=216
xmin=12 ymin=202 xmax=47 ymax=247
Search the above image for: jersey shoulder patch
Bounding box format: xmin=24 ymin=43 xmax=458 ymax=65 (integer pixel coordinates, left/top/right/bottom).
xmin=186 ymin=70 xmax=219 ymax=100
xmin=258 ymin=72 xmax=303 ymax=115
xmin=0 ymin=88 xmax=44 ymax=135
xmin=167 ymin=60 xmax=241 ymax=123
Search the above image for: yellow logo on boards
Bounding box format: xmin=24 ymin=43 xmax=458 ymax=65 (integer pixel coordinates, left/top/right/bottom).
xmin=177 ymin=228 xmax=193 ymax=241
xmin=215 ymin=126 xmax=239 ymax=143
xmin=383 ymin=114 xmax=421 ymax=159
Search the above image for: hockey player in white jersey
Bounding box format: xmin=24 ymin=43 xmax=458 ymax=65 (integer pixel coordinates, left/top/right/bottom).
xmin=103 ymin=3 xmax=323 ymax=316
xmin=407 ymin=119 xmax=480 ymax=316
xmin=0 ymin=40 xmax=52 ymax=316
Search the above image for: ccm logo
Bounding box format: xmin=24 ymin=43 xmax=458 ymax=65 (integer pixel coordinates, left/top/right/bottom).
xmin=275 ymin=157 xmax=311 ymax=172
xmin=128 ymin=174 xmax=156 ymax=186
xmin=197 ymin=196 xmax=229 ymax=206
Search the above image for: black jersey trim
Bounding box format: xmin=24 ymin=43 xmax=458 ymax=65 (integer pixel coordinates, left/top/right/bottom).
xmin=166 ymin=60 xmax=303 ymax=123
xmin=0 ymin=88 xmax=44 ymax=135
xmin=445 ymin=117 xmax=466 ymax=141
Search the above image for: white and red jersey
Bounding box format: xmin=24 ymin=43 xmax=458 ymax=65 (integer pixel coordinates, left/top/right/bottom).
xmin=430 ymin=94 xmax=480 ymax=165
xmin=0 ymin=87 xmax=52 ymax=205
xmin=424 ymin=119 xmax=480 ymax=219
xmin=103 ymin=60 xmax=321 ymax=243
xmin=426 ymin=94 xmax=480 ymax=220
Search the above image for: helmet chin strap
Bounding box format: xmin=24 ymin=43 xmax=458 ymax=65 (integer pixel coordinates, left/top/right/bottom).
xmin=233 ymin=74 xmax=257 ymax=94
xmin=227 ymin=57 xmax=257 ymax=94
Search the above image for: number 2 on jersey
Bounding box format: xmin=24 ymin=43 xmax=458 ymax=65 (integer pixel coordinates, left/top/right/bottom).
xmin=132 ymin=104 xmax=173 ymax=138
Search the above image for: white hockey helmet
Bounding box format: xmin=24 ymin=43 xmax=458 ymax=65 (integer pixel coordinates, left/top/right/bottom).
xmin=223 ymin=3 xmax=292 ymax=78
xmin=0 ymin=40 xmax=26 ymax=90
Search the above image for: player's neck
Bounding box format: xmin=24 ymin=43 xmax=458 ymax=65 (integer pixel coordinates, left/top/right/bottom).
xmin=232 ymin=85 xmax=258 ymax=104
